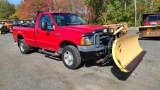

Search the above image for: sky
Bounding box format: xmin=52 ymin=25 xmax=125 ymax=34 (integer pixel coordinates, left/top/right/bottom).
xmin=7 ymin=0 xmax=22 ymax=5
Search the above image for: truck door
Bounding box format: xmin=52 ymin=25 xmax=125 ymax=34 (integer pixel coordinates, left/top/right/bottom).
xmin=35 ymin=14 xmax=57 ymax=51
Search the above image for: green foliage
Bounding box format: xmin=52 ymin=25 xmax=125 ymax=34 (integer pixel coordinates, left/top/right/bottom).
xmin=0 ymin=0 xmax=15 ymax=19
xmin=9 ymin=5 xmax=20 ymax=19
xmin=85 ymin=0 xmax=106 ymax=24
xmin=152 ymin=0 xmax=160 ymax=12
xmin=106 ymin=0 xmax=134 ymax=26
xmin=85 ymin=0 xmax=135 ymax=25
xmin=86 ymin=0 xmax=160 ymax=26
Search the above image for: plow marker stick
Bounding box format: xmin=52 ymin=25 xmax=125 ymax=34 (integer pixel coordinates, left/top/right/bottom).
xmin=113 ymin=27 xmax=124 ymax=35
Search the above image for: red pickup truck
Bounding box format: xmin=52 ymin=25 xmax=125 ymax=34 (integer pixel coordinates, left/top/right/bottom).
xmin=141 ymin=12 xmax=160 ymax=26
xmin=12 ymin=12 xmax=146 ymax=72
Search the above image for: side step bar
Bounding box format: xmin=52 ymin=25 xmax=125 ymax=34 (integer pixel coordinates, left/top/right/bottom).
xmin=38 ymin=49 xmax=60 ymax=57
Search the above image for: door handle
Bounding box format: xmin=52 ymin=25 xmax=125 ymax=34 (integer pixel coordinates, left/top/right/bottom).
xmin=56 ymin=33 xmax=61 ymax=36
xmin=36 ymin=30 xmax=38 ymax=34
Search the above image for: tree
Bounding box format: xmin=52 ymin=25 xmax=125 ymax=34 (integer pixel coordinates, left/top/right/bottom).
xmin=152 ymin=0 xmax=160 ymax=12
xmin=0 ymin=0 xmax=15 ymax=19
xmin=18 ymin=0 xmax=45 ymax=19
xmin=85 ymin=0 xmax=159 ymax=26
xmin=17 ymin=0 xmax=86 ymax=20
xmin=106 ymin=0 xmax=134 ymax=26
xmin=85 ymin=0 xmax=106 ymax=24
xmin=9 ymin=5 xmax=20 ymax=19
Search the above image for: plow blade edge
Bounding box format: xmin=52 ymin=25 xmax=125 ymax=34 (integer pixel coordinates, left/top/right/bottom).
xmin=112 ymin=34 xmax=146 ymax=72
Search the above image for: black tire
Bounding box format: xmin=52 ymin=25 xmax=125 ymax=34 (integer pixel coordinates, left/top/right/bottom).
xmin=1 ymin=26 xmax=7 ymax=34
xmin=61 ymin=45 xmax=81 ymax=69
xmin=18 ymin=39 xmax=31 ymax=54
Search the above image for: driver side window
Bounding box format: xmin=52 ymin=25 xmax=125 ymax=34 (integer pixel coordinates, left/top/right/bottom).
xmin=39 ymin=14 xmax=53 ymax=30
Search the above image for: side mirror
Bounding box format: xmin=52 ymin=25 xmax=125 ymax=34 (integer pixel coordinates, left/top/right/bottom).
xmin=41 ymin=22 xmax=47 ymax=30
xmin=48 ymin=23 xmax=54 ymax=30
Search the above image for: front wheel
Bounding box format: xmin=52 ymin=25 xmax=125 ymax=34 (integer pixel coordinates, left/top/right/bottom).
xmin=18 ymin=39 xmax=31 ymax=54
xmin=61 ymin=45 xmax=81 ymax=69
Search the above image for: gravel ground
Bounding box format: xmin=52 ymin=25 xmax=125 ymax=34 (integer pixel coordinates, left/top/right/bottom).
xmin=0 ymin=30 xmax=160 ymax=90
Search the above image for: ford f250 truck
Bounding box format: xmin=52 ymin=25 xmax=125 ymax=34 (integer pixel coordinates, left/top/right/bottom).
xmin=12 ymin=12 xmax=146 ymax=72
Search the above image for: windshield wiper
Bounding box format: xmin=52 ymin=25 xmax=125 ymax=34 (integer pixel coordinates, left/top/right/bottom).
xmin=66 ymin=23 xmax=86 ymax=25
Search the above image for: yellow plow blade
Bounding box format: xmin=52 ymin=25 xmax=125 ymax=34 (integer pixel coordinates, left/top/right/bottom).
xmin=112 ymin=34 xmax=146 ymax=72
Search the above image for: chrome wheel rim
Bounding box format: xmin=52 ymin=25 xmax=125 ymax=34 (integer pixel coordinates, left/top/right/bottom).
xmin=64 ymin=51 xmax=73 ymax=66
xmin=20 ymin=43 xmax=25 ymax=52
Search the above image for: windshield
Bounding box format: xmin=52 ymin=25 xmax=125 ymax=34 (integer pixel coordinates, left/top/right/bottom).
xmin=146 ymin=15 xmax=160 ymax=21
xmin=52 ymin=13 xmax=87 ymax=26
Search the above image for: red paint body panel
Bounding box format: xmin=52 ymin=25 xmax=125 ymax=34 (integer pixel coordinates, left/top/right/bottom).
xmin=12 ymin=12 xmax=105 ymax=53
xmin=12 ymin=26 xmax=36 ymax=47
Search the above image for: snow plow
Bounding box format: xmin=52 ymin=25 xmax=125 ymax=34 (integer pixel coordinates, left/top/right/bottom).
xmin=138 ymin=26 xmax=160 ymax=37
xmin=112 ymin=34 xmax=146 ymax=72
xmin=95 ymin=26 xmax=146 ymax=72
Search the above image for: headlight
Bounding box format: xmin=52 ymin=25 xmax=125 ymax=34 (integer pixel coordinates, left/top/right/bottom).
xmin=81 ymin=37 xmax=93 ymax=45
xmin=102 ymin=28 xmax=108 ymax=34
xmin=108 ymin=28 xmax=114 ymax=35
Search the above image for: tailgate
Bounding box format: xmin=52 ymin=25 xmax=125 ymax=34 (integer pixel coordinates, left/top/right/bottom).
xmin=112 ymin=34 xmax=146 ymax=72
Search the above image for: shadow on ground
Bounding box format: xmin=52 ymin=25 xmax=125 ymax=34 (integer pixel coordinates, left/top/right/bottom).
xmin=83 ymin=61 xmax=133 ymax=81
xmin=111 ymin=66 xmax=133 ymax=81
xmin=31 ymin=50 xmax=133 ymax=81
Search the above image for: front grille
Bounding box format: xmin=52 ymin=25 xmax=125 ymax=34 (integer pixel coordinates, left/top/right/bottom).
xmin=94 ymin=32 xmax=108 ymax=48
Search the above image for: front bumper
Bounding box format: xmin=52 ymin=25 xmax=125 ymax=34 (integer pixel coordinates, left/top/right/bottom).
xmin=77 ymin=45 xmax=106 ymax=61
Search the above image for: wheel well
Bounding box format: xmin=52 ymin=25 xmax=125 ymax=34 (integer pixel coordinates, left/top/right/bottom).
xmin=17 ymin=34 xmax=24 ymax=40
xmin=17 ymin=34 xmax=24 ymax=46
xmin=59 ymin=41 xmax=76 ymax=53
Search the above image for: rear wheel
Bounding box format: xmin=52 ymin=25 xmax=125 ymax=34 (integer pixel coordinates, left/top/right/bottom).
xmin=18 ymin=39 xmax=31 ymax=54
xmin=61 ymin=45 xmax=81 ymax=69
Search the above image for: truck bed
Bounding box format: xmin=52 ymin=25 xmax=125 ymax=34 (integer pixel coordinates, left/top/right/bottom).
xmin=12 ymin=26 xmax=36 ymax=47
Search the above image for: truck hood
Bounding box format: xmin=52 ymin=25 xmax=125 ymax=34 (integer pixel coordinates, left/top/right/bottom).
xmin=65 ymin=25 xmax=105 ymax=34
